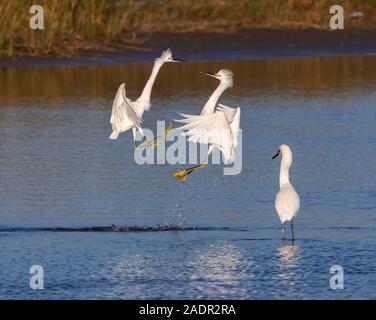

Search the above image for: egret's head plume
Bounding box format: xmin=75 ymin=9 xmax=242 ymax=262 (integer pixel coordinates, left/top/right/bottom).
xmin=157 ymin=48 xmax=183 ymax=64
xmin=204 ymin=69 xmax=234 ymax=87
xmin=217 ymin=69 xmax=234 ymax=87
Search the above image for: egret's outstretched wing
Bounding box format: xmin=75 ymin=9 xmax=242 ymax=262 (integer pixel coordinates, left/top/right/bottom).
xmin=229 ymin=107 xmax=241 ymax=148
xmin=176 ymin=111 xmax=233 ymax=162
xmin=217 ymin=104 xmax=238 ymax=123
xmin=173 ymin=112 xmax=202 ymax=124
xmin=110 ymin=84 xmax=142 ymax=138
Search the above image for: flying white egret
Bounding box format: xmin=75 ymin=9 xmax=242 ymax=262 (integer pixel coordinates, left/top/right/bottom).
xmin=171 ymin=69 xmax=235 ymax=181
xmin=109 ymin=48 xmax=182 ymax=149
xmin=272 ymin=144 xmax=300 ymax=241
xmin=173 ymin=103 xmax=241 ymax=182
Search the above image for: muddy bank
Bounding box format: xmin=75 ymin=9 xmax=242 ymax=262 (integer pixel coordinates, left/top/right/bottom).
xmin=1 ymin=29 xmax=376 ymax=68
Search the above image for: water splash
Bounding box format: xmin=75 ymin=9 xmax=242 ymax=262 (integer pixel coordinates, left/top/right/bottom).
xmin=165 ymin=182 xmax=188 ymax=228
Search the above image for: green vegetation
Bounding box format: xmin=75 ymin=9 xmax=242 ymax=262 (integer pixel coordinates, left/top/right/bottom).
xmin=1 ymin=0 xmax=375 ymax=58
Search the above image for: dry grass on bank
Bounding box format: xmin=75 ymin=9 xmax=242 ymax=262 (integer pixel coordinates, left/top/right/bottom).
xmin=0 ymin=0 xmax=375 ymax=58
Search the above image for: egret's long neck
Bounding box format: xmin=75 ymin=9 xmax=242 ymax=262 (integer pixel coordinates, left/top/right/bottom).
xmin=200 ymin=82 xmax=228 ymax=115
xmin=137 ymin=60 xmax=163 ymax=107
xmin=279 ymin=160 xmax=291 ymax=188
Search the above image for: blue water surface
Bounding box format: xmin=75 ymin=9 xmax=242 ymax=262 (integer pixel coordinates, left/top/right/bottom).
xmin=0 ymin=56 xmax=375 ymax=299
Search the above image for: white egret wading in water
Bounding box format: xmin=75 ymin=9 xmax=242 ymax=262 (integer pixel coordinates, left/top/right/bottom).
xmin=172 ymin=69 xmax=239 ymax=182
xmin=272 ymin=144 xmax=300 ymax=240
xmin=109 ymin=49 xmax=182 ymax=149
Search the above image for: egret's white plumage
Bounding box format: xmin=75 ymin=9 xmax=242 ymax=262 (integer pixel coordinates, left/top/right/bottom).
xmin=273 ymin=144 xmax=300 ymax=240
xmin=109 ymin=83 xmax=143 ymax=140
xmin=176 ymin=105 xmax=241 ymax=164
xmin=200 ymin=69 xmax=234 ymax=115
xmin=109 ymin=48 xmax=181 ymax=146
xmin=172 ymin=69 xmax=239 ymax=182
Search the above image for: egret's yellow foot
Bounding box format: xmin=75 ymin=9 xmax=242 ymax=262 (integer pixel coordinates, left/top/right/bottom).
xmin=173 ymin=163 xmax=207 ymax=182
xmin=173 ymin=170 xmax=189 ymax=182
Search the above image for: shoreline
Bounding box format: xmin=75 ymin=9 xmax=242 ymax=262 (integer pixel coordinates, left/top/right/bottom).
xmin=1 ymin=29 xmax=376 ymax=68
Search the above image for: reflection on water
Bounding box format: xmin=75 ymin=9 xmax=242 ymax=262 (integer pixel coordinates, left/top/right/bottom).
xmin=85 ymin=239 xmax=250 ymax=299
xmin=188 ymin=241 xmax=248 ymax=298
xmin=275 ymin=244 xmax=301 ymax=291
xmin=1 ymin=56 xmax=376 ymax=104
xmin=277 ymin=244 xmax=300 ymax=268
xmin=98 ymin=252 xmax=150 ymax=300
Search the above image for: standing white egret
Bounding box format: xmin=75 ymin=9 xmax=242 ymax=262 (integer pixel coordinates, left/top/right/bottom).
xmin=109 ymin=48 xmax=182 ymax=149
xmin=272 ymin=144 xmax=300 ymax=240
xmin=173 ymin=103 xmax=241 ymax=182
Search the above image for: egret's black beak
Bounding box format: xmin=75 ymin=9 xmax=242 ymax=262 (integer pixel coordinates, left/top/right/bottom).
xmin=171 ymin=57 xmax=184 ymax=62
xmin=201 ymin=72 xmax=218 ymax=79
xmin=272 ymin=150 xmax=280 ymax=159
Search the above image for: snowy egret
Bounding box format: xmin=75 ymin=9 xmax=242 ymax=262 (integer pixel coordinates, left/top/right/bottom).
xmin=173 ymin=103 xmax=241 ymax=182
xmin=171 ymin=69 xmax=235 ymax=181
xmin=135 ymin=69 xmax=232 ymax=150
xmin=109 ymin=48 xmax=182 ymax=149
xmin=200 ymin=69 xmax=234 ymax=115
xmin=272 ymin=144 xmax=300 ymax=240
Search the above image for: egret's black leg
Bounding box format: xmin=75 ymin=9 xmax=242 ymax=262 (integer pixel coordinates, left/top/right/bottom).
xmin=291 ymin=219 xmax=295 ymax=241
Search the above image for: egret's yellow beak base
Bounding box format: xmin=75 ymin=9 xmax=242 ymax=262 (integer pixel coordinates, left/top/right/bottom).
xmin=172 ymin=163 xmax=207 ymax=182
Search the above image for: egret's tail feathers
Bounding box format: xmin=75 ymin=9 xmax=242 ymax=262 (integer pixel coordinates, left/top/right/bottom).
xmin=109 ymin=130 xmax=119 ymax=140
xmin=172 ymin=163 xmax=207 ymax=182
